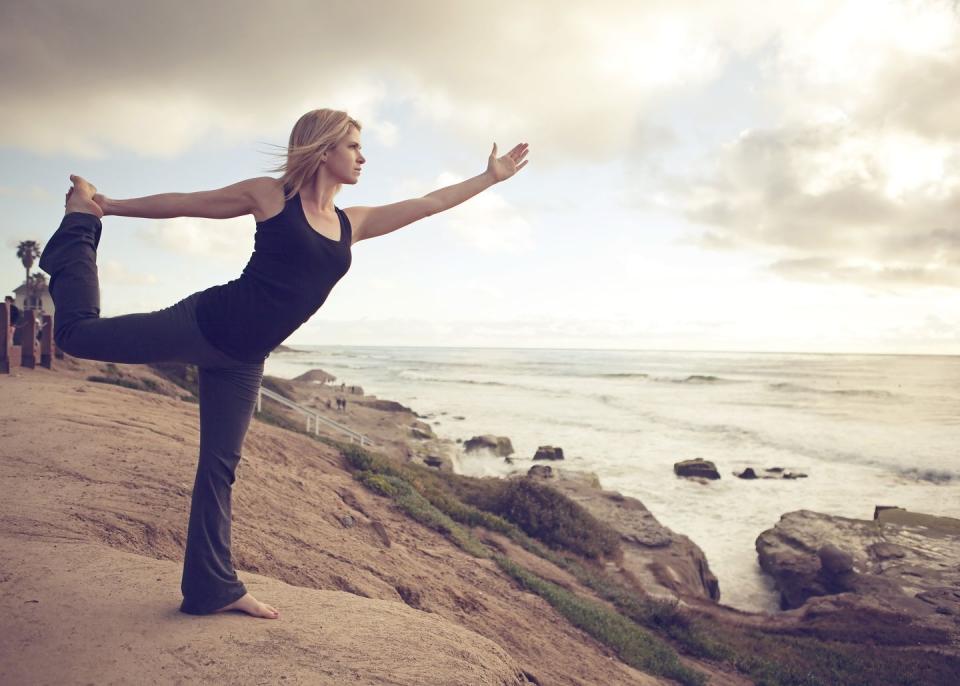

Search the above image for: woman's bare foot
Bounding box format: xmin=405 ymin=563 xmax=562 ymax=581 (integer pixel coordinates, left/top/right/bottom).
xmin=212 ymin=592 xmax=280 ymax=619
xmin=64 ymin=174 xmax=104 ymax=218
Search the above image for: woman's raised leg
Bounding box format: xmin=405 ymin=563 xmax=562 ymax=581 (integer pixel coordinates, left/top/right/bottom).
xmin=39 ymin=176 xmax=205 ymax=365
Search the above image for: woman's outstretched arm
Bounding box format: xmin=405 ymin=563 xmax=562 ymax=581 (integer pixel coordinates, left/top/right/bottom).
xmin=348 ymin=142 xmax=529 ymax=244
xmin=97 ymin=177 xmax=275 ymax=220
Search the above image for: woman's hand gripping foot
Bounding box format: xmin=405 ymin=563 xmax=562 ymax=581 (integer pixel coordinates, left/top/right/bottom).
xmin=64 ymin=174 xmax=104 ymax=218
xmin=212 ymin=592 xmax=280 ymax=619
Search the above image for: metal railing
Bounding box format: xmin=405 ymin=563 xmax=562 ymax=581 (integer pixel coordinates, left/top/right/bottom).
xmin=256 ymin=386 xmax=373 ymax=447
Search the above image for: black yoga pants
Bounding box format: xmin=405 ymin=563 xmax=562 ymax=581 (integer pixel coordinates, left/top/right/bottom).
xmin=39 ymin=212 xmax=264 ymax=615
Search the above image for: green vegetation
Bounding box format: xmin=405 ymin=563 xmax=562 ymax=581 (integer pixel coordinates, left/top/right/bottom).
xmin=496 ymin=554 xmax=706 ymax=685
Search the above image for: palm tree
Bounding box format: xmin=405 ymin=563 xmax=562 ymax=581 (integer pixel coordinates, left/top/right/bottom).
xmin=17 ymin=240 xmax=41 ymax=286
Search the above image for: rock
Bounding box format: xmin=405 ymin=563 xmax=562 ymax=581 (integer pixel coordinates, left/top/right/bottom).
xmin=782 ymin=471 xmax=808 ymax=479
xmin=736 ymin=467 xmax=758 ymax=479
xmin=452 ymin=415 xmax=465 ymax=421
xmin=409 ymin=420 xmax=434 ymax=440
xmin=756 ymin=509 xmax=960 ymax=626
xmin=293 ymin=368 xmax=337 ymax=384
xmin=542 ymin=477 xmax=719 ymax=601
xmin=338 ymin=514 xmax=356 ymax=528
xmin=463 ymin=435 xmax=514 ymax=457
xmin=818 ymin=543 xmax=853 ymax=576
xmin=674 ymin=459 xmax=720 ymax=480
xmin=359 ymin=399 xmax=413 ymax=413
xmin=423 ymin=455 xmax=445 ymax=469
xmin=527 ymin=465 xmax=553 ymax=479
xmin=533 ymin=446 xmax=564 ymax=461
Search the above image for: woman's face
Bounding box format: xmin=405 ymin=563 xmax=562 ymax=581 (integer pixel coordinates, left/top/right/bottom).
xmin=326 ymin=127 xmax=365 ymax=184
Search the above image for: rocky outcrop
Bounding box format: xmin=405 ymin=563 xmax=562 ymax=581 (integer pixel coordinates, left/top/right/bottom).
xmin=533 ymin=446 xmax=564 ymax=461
xmin=674 ymin=459 xmax=720 ymax=480
xmin=358 ymin=398 xmax=414 ymax=413
xmin=410 ymin=420 xmax=435 ymax=440
xmin=756 ymin=509 xmax=960 ymax=624
xmin=464 ymin=435 xmax=514 ymax=457
xmin=528 ymin=464 xmax=553 ymax=478
xmin=530 ymin=467 xmax=720 ymax=602
xmin=293 ymin=368 xmax=337 ymax=384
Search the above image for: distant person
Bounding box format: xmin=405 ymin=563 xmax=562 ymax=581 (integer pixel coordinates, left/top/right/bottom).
xmin=37 ymin=108 xmax=528 ymax=620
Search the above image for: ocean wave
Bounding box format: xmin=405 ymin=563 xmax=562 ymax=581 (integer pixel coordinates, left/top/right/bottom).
xmin=769 ymin=382 xmax=897 ymax=399
xmin=897 ymin=467 xmax=956 ymax=484
xmin=650 ymin=374 xmax=732 ymax=384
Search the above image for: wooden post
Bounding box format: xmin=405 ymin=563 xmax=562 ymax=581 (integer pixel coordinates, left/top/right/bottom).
xmin=21 ymin=311 xmax=39 ymax=369
xmin=40 ymin=314 xmax=53 ymax=369
xmin=1 ymin=302 xmax=10 ymax=374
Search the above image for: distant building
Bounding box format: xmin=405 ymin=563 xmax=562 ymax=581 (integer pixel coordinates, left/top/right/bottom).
xmin=12 ymin=281 xmax=54 ymax=315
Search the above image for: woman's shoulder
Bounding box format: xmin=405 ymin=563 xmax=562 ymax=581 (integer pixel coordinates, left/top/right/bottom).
xmin=248 ymin=177 xmax=287 ymax=223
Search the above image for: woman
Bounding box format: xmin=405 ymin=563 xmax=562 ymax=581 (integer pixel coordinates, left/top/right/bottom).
xmin=39 ymin=108 xmax=529 ymax=619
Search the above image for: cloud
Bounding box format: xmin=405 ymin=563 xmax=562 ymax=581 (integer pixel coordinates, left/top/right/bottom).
xmin=0 ymin=0 xmax=784 ymax=163
xmin=433 ymin=173 xmax=535 ymax=255
xmin=138 ymin=216 xmax=255 ymax=262
xmin=99 ymin=259 xmax=159 ymax=286
xmin=660 ymin=0 xmax=960 ymax=289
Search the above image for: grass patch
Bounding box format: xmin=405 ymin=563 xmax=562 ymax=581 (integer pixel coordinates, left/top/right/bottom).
xmin=496 ymin=555 xmax=706 ymax=686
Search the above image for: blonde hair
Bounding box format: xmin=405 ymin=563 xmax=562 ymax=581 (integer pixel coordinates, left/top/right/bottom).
xmin=267 ymin=109 xmax=362 ymax=200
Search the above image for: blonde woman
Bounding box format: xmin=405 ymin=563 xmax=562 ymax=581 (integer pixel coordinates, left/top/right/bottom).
xmin=39 ymin=109 xmax=529 ymax=619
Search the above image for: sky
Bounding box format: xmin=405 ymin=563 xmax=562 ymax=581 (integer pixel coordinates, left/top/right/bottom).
xmin=2 ymin=0 xmax=958 ymax=354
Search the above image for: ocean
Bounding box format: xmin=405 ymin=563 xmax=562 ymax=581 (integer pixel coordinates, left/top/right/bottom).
xmin=263 ymin=346 xmax=960 ymax=613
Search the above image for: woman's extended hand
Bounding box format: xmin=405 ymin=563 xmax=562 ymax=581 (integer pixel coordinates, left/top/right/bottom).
xmin=486 ymin=142 xmax=529 ymax=183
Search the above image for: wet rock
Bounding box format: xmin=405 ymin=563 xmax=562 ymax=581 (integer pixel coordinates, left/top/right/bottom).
xmin=736 ymin=467 xmax=758 ymax=479
xmin=674 ymin=459 xmax=720 ymax=480
xmin=463 ymin=435 xmax=514 ymax=457
xmin=527 ymin=464 xmax=553 ymax=479
xmin=756 ymin=509 xmax=960 ymax=627
xmin=533 ymin=446 xmax=564 ymax=461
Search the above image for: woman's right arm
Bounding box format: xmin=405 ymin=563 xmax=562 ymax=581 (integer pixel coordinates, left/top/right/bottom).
xmin=99 ymin=177 xmax=276 ymax=220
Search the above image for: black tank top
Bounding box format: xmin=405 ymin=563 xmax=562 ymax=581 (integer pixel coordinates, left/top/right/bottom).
xmin=194 ymin=188 xmax=352 ymax=362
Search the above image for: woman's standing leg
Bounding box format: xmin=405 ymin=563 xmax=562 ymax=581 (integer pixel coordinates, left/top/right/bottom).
xmin=179 ymin=360 xmax=279 ymax=618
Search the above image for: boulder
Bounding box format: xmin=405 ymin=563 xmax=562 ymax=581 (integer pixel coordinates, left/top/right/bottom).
xmin=542 ymin=475 xmax=720 ymax=601
xmin=736 ymin=467 xmax=758 ymax=479
xmin=463 ymin=435 xmax=514 ymax=457
xmin=674 ymin=459 xmax=720 ymax=480
xmin=410 ymin=420 xmax=435 ymax=440
xmin=527 ymin=464 xmax=553 ymax=479
xmin=293 ymin=368 xmax=337 ymax=384
xmin=359 ymin=399 xmax=413 ymax=413
xmin=533 ymin=446 xmax=564 ymax=461
xmin=756 ymin=509 xmax=960 ymax=624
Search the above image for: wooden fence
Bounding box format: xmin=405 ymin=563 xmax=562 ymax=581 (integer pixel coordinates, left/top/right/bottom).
xmin=2 ymin=303 xmax=58 ymax=373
